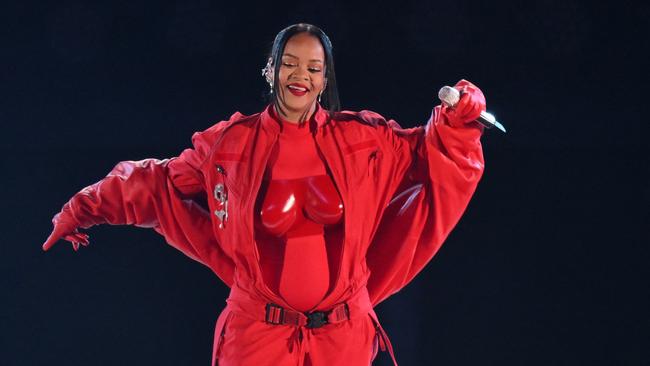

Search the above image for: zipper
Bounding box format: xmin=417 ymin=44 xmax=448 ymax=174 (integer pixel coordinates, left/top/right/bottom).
xmin=368 ymin=148 xmax=380 ymax=178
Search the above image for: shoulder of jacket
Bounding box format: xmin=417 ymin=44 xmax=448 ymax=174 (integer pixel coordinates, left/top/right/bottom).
xmin=215 ymin=110 xmax=261 ymax=132
xmin=332 ymin=109 xmax=406 ymax=131
xmin=193 ymin=111 xmax=261 ymax=142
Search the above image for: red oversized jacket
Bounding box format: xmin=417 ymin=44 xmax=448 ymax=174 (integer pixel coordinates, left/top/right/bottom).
xmin=59 ymin=102 xmax=484 ymax=365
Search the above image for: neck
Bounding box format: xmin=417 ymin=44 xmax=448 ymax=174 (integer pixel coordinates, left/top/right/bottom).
xmin=276 ymin=101 xmax=317 ymax=124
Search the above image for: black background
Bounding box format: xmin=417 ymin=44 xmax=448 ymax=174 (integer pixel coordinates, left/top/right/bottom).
xmin=2 ymin=1 xmax=648 ymax=365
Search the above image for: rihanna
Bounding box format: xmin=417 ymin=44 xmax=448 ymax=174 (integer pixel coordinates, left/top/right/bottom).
xmin=43 ymin=23 xmax=488 ymax=366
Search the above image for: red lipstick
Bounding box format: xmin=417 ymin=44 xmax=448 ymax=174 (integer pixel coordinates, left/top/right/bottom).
xmin=287 ymin=83 xmax=309 ymax=96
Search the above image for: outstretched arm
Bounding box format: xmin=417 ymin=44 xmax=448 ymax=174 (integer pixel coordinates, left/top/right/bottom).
xmin=42 ymin=125 xmax=216 ymax=255
xmin=41 ymin=115 xmax=240 ymax=285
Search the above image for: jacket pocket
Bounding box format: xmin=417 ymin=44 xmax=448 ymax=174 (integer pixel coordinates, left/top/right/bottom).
xmin=344 ymin=139 xmax=378 ymax=155
xmin=343 ymin=139 xmax=382 ymax=184
xmin=208 ymin=150 xmax=246 ymax=198
xmin=210 ymin=154 xmax=246 ymax=230
xmin=213 ymin=152 xmax=247 ymax=162
xmin=347 ymin=146 xmax=383 ymax=188
xmin=367 ymin=148 xmax=382 ymax=179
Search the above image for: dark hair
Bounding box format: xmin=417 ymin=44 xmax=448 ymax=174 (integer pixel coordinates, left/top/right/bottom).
xmin=263 ymin=23 xmax=340 ymax=120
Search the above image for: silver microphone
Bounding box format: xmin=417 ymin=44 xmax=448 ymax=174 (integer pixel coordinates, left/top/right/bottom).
xmin=438 ymin=86 xmax=506 ymax=133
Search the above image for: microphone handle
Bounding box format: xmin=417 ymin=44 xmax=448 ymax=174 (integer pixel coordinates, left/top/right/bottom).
xmin=477 ymin=111 xmax=507 ymax=133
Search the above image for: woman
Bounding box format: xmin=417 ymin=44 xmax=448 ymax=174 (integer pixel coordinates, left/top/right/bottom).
xmin=42 ymin=23 xmax=487 ymax=366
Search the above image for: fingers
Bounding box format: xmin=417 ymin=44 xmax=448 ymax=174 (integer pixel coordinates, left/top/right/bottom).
xmin=455 ymin=93 xmax=473 ymax=117
xmin=452 ymin=80 xmax=486 ymax=123
xmin=70 ymin=233 xmax=91 ymax=251
xmin=70 ymin=232 xmax=90 ymax=245
xmin=454 ymin=79 xmax=474 ymax=89
xmin=43 ymin=226 xmax=90 ymax=252
xmin=42 ymin=230 xmax=61 ymax=251
xmin=63 ymin=232 xmax=90 ymax=251
xmin=45 ymin=207 xmax=89 ymax=252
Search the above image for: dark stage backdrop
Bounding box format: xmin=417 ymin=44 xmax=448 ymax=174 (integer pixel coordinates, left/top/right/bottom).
xmin=2 ymin=1 xmax=648 ymax=365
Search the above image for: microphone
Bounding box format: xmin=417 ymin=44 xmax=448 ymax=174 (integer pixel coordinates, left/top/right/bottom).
xmin=438 ymin=86 xmax=506 ymax=133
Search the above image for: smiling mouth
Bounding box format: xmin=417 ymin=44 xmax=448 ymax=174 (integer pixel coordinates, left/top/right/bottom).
xmin=287 ymin=85 xmax=308 ymax=96
xmin=288 ymin=84 xmax=308 ymax=92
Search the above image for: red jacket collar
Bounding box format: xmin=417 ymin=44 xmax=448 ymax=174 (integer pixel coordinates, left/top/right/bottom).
xmin=260 ymin=102 xmax=330 ymax=133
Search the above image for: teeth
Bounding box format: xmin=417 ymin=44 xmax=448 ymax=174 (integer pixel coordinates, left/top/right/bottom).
xmin=288 ymin=85 xmax=307 ymax=92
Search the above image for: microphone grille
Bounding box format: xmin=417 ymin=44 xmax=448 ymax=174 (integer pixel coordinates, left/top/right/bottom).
xmin=438 ymin=86 xmax=460 ymax=107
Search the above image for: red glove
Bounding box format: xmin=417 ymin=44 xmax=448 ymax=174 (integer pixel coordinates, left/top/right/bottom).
xmin=42 ymin=202 xmax=90 ymax=252
xmin=441 ymin=79 xmax=486 ymax=128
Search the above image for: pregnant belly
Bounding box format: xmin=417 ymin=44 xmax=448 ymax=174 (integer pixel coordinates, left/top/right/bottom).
xmin=279 ymin=234 xmax=330 ymax=312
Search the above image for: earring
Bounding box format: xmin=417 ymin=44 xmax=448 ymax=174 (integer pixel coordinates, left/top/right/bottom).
xmin=319 ymin=79 xmax=327 ymax=103
xmin=261 ymin=59 xmax=273 ymax=92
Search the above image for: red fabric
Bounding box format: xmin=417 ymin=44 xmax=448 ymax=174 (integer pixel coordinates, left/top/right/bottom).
xmin=218 ymin=284 xmax=387 ymax=365
xmin=255 ymin=107 xmax=344 ymax=312
xmin=46 ymin=80 xmax=486 ymax=366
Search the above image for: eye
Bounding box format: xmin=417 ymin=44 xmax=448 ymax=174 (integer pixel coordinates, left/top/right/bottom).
xmin=282 ymin=62 xmax=296 ymax=67
xmin=308 ymin=68 xmax=322 ymax=73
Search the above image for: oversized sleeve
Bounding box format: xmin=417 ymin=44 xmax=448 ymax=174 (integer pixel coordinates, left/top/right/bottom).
xmin=364 ymin=105 xmax=485 ymax=305
xmin=57 ymin=124 xmax=235 ymax=286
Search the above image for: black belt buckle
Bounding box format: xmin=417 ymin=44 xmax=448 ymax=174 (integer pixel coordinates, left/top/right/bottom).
xmin=265 ymin=303 xmax=285 ymax=325
xmin=305 ymin=311 xmax=328 ymax=329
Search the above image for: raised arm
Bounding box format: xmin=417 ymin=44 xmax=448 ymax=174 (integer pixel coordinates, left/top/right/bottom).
xmin=365 ymin=79 xmax=486 ymax=305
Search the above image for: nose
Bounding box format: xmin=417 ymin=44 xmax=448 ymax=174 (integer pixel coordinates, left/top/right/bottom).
xmin=290 ymin=65 xmax=310 ymax=81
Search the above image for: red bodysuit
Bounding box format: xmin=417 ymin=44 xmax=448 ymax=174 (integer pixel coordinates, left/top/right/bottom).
xmin=254 ymin=107 xmax=344 ymax=312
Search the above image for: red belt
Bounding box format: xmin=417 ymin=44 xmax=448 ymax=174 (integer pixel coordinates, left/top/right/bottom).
xmin=224 ymin=285 xmax=398 ymax=365
xmin=264 ymin=301 xmax=350 ymax=328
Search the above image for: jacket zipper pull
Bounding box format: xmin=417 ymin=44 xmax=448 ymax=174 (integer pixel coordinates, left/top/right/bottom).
xmin=213 ymin=165 xmax=229 ymax=228
xmin=368 ymin=149 xmax=379 ymax=177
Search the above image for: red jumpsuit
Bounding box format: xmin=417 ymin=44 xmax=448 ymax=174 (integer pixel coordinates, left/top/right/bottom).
xmin=47 ymin=81 xmax=486 ymax=365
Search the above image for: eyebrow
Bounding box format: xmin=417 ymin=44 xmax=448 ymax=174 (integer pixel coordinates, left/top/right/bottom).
xmin=282 ymin=53 xmax=323 ymax=63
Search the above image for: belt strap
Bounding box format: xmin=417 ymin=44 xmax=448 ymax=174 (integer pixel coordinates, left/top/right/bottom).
xmin=265 ymin=302 xmax=350 ymax=328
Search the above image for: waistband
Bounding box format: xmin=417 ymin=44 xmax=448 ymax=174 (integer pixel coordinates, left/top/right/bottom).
xmin=225 ymin=285 xmax=373 ymax=324
xmin=224 ymin=285 xmax=398 ymax=366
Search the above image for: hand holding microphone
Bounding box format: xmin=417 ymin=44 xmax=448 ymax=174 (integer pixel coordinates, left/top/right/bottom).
xmin=438 ymin=80 xmax=506 ymax=133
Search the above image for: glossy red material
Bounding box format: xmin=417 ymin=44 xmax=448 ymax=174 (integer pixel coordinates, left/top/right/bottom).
xmin=256 ymin=109 xmax=344 ymax=313
xmin=44 ymin=80 xmax=487 ymax=365
xmin=258 ymin=176 xmax=343 ymax=237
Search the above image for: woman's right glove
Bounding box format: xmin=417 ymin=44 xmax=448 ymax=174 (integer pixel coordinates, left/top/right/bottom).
xmin=42 ymin=202 xmax=90 ymax=252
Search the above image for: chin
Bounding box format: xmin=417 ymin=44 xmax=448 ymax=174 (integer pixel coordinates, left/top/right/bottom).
xmin=282 ymin=99 xmax=313 ymax=113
